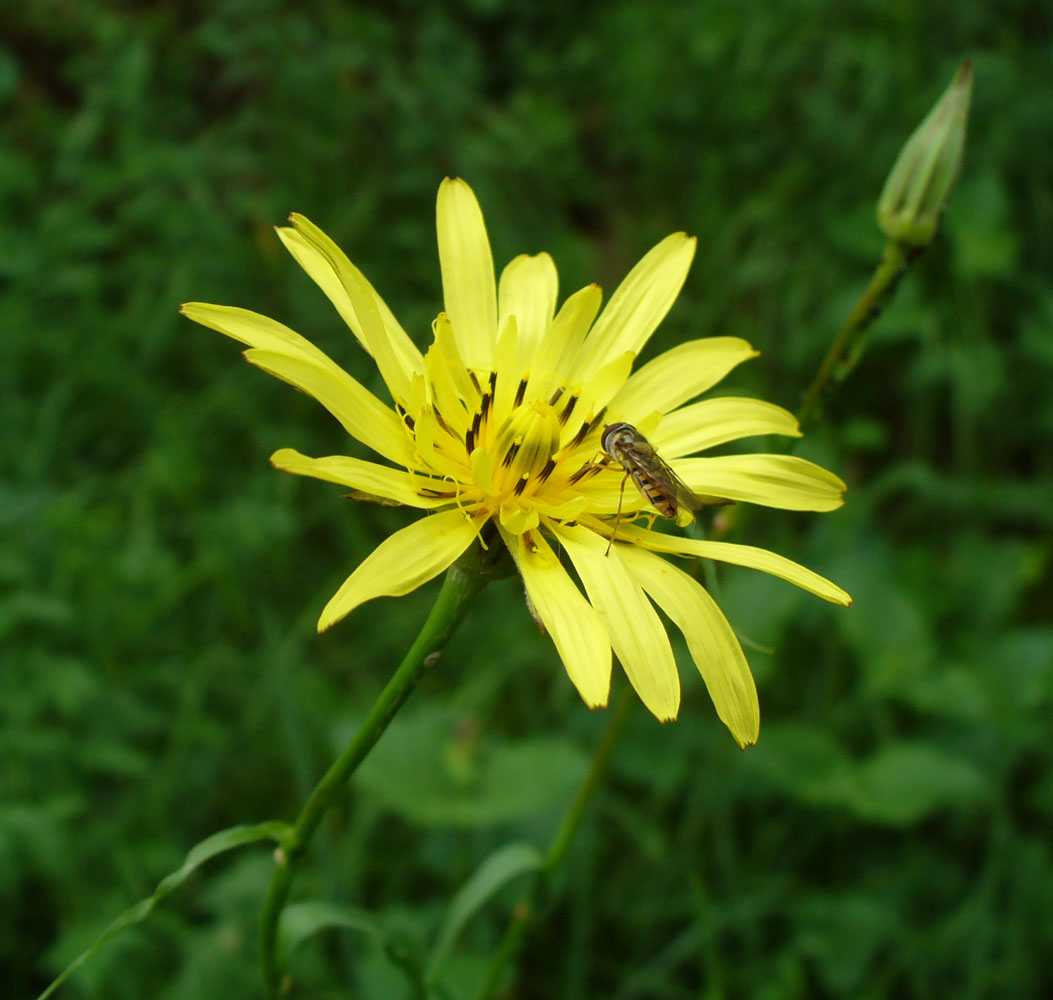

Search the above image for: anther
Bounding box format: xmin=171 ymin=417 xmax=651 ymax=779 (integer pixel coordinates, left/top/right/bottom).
xmin=432 ymin=406 xmax=454 ymax=438
xmin=513 ymin=475 xmax=529 ymax=496
xmin=567 ymin=419 xmax=593 ymax=450
xmin=537 ymin=458 xmax=556 ymax=483
xmin=558 ymin=394 xmax=578 ymax=426
xmin=513 ymin=377 xmax=528 ymax=409
xmin=567 ymin=462 xmax=593 ymax=485
xmin=502 ymin=440 xmax=521 ymax=469
xmin=466 ymin=410 xmax=482 ymax=453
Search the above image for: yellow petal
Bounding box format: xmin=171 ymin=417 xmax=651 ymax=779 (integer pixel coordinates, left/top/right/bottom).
xmin=318 ymin=510 xmax=483 ymax=631
xmin=618 ymin=545 xmax=759 ymax=747
xmin=499 ymin=503 xmax=539 ymax=535
xmin=571 ymin=233 xmax=696 ymax=380
xmin=655 ymin=397 xmax=801 ymax=457
xmin=500 ymin=526 xmax=611 ymax=708
xmin=675 ymin=455 xmax=846 ymax=511
xmin=469 ymin=447 xmax=499 ymax=497
xmin=270 ymin=448 xmax=450 ymax=508
xmin=558 ymin=351 xmax=635 ymax=452
xmin=437 ymin=178 xmax=497 ymax=371
xmin=492 ymin=315 xmax=520 ymax=422
xmin=280 ymin=217 xmax=420 ymax=406
xmin=616 ymin=524 xmax=852 ymax=605
xmin=528 ymin=284 xmax=602 ymax=401
xmin=553 ymin=523 xmax=680 ymax=721
xmin=580 ymin=350 xmax=635 ymax=418
xmin=608 ymin=338 xmax=759 ymax=419
xmin=431 ymin=313 xmax=480 ymax=412
xmin=498 ymin=253 xmax=558 ymax=368
xmin=181 ymin=302 xmax=338 ymax=368
xmin=243 ymin=349 xmax=414 ymax=466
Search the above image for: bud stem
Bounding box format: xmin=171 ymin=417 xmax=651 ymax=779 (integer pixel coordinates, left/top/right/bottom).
xmin=798 ymin=239 xmax=915 ymax=424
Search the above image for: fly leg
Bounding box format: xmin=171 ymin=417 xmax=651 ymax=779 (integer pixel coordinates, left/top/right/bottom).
xmin=605 ymin=471 xmax=629 ymax=557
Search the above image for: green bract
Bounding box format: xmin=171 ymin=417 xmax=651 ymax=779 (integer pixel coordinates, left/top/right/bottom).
xmin=877 ymin=61 xmax=974 ymax=246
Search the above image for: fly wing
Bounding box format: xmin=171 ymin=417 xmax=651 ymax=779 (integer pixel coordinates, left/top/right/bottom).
xmin=641 ymin=454 xmax=701 ymax=525
xmin=659 ymin=458 xmax=734 ymax=515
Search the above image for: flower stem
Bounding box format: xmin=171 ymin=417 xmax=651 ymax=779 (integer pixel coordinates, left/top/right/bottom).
xmin=472 ymin=683 xmax=636 ymax=1000
xmin=797 ymin=239 xmax=917 ymax=425
xmin=259 ymin=560 xmax=490 ymax=996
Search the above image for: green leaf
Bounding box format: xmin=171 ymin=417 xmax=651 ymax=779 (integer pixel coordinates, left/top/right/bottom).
xmin=353 ymin=707 xmax=590 ymax=826
xmin=742 ymin=723 xmax=857 ymax=808
xmin=36 ymin=822 xmax=288 ymax=1000
xmin=849 ymin=742 xmax=989 ymax=825
xmin=425 ymin=841 xmax=544 ymax=984
xmin=279 ymin=900 xmax=430 ymax=993
xmin=279 ymin=899 xmax=384 ymax=957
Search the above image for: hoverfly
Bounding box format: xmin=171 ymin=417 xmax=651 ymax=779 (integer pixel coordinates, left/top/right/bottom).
xmin=600 ymin=422 xmax=701 ymax=553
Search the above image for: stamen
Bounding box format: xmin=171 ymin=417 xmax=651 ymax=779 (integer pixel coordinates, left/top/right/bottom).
xmin=502 ymin=440 xmax=522 ymax=469
xmin=468 ymin=371 xmax=482 ymax=394
xmin=396 ymin=405 xmax=415 ymax=432
xmin=537 ymin=457 xmax=556 ymax=483
xmin=418 ymin=488 xmax=457 ymax=498
xmin=513 ymin=475 xmax=529 ymax=496
xmin=566 ymin=410 xmax=607 ymax=451
xmin=466 ymin=409 xmax=483 ymax=453
xmin=432 ymin=406 xmax=455 ymax=438
xmin=513 ymin=377 xmax=528 ymax=409
xmin=568 ymin=461 xmax=604 ymax=485
xmin=567 ymin=419 xmax=592 ymax=450
xmin=549 ymin=388 xmax=563 ymax=406
xmin=567 ymin=462 xmax=593 ymax=484
xmin=558 ymin=394 xmax=578 ymax=426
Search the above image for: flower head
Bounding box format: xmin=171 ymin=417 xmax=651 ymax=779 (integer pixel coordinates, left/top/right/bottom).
xmin=182 ymin=179 xmax=850 ymax=746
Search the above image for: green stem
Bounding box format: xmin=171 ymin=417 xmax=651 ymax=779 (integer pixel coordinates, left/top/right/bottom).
xmin=797 ymin=239 xmax=915 ymax=425
xmin=473 ymin=683 xmax=636 ymax=1000
xmin=260 ymin=561 xmax=490 ymax=996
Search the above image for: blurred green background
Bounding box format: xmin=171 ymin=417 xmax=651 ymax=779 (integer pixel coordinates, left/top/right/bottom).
xmin=3 ymin=1 xmax=1051 ymax=997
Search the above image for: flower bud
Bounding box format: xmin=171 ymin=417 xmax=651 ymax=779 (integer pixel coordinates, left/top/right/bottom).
xmin=877 ymin=61 xmax=973 ymax=247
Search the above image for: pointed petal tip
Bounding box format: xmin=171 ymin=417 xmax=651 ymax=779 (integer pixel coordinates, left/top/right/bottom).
xmin=317 ymin=601 xmax=349 ymax=633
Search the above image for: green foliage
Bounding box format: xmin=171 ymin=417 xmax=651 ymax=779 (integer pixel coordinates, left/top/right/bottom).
xmin=1 ymin=0 xmax=1050 ymax=997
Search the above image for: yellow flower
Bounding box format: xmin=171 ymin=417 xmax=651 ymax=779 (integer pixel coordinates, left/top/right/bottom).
xmin=182 ymin=178 xmax=850 ymax=746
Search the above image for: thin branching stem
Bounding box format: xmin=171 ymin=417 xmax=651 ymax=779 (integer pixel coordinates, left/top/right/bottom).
xmin=798 ymin=239 xmax=916 ymax=424
xmin=473 ymin=683 xmax=637 ymax=1000
xmin=259 ymin=561 xmax=490 ymax=996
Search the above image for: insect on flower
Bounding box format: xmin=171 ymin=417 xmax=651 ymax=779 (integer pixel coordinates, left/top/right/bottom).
xmin=601 ymin=421 xmax=702 ymax=551
xmin=183 ymin=177 xmax=852 ymax=739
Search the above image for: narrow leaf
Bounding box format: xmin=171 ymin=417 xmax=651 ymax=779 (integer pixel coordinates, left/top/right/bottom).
xmin=425 ymin=841 xmax=544 ymax=982
xmin=37 ymin=822 xmax=288 ymax=1000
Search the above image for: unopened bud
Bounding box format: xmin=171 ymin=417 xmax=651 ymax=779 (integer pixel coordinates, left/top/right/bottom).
xmin=877 ymin=61 xmax=973 ymax=247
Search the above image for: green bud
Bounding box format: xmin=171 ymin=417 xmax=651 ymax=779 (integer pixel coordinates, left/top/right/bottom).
xmin=877 ymin=61 xmax=973 ymax=247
